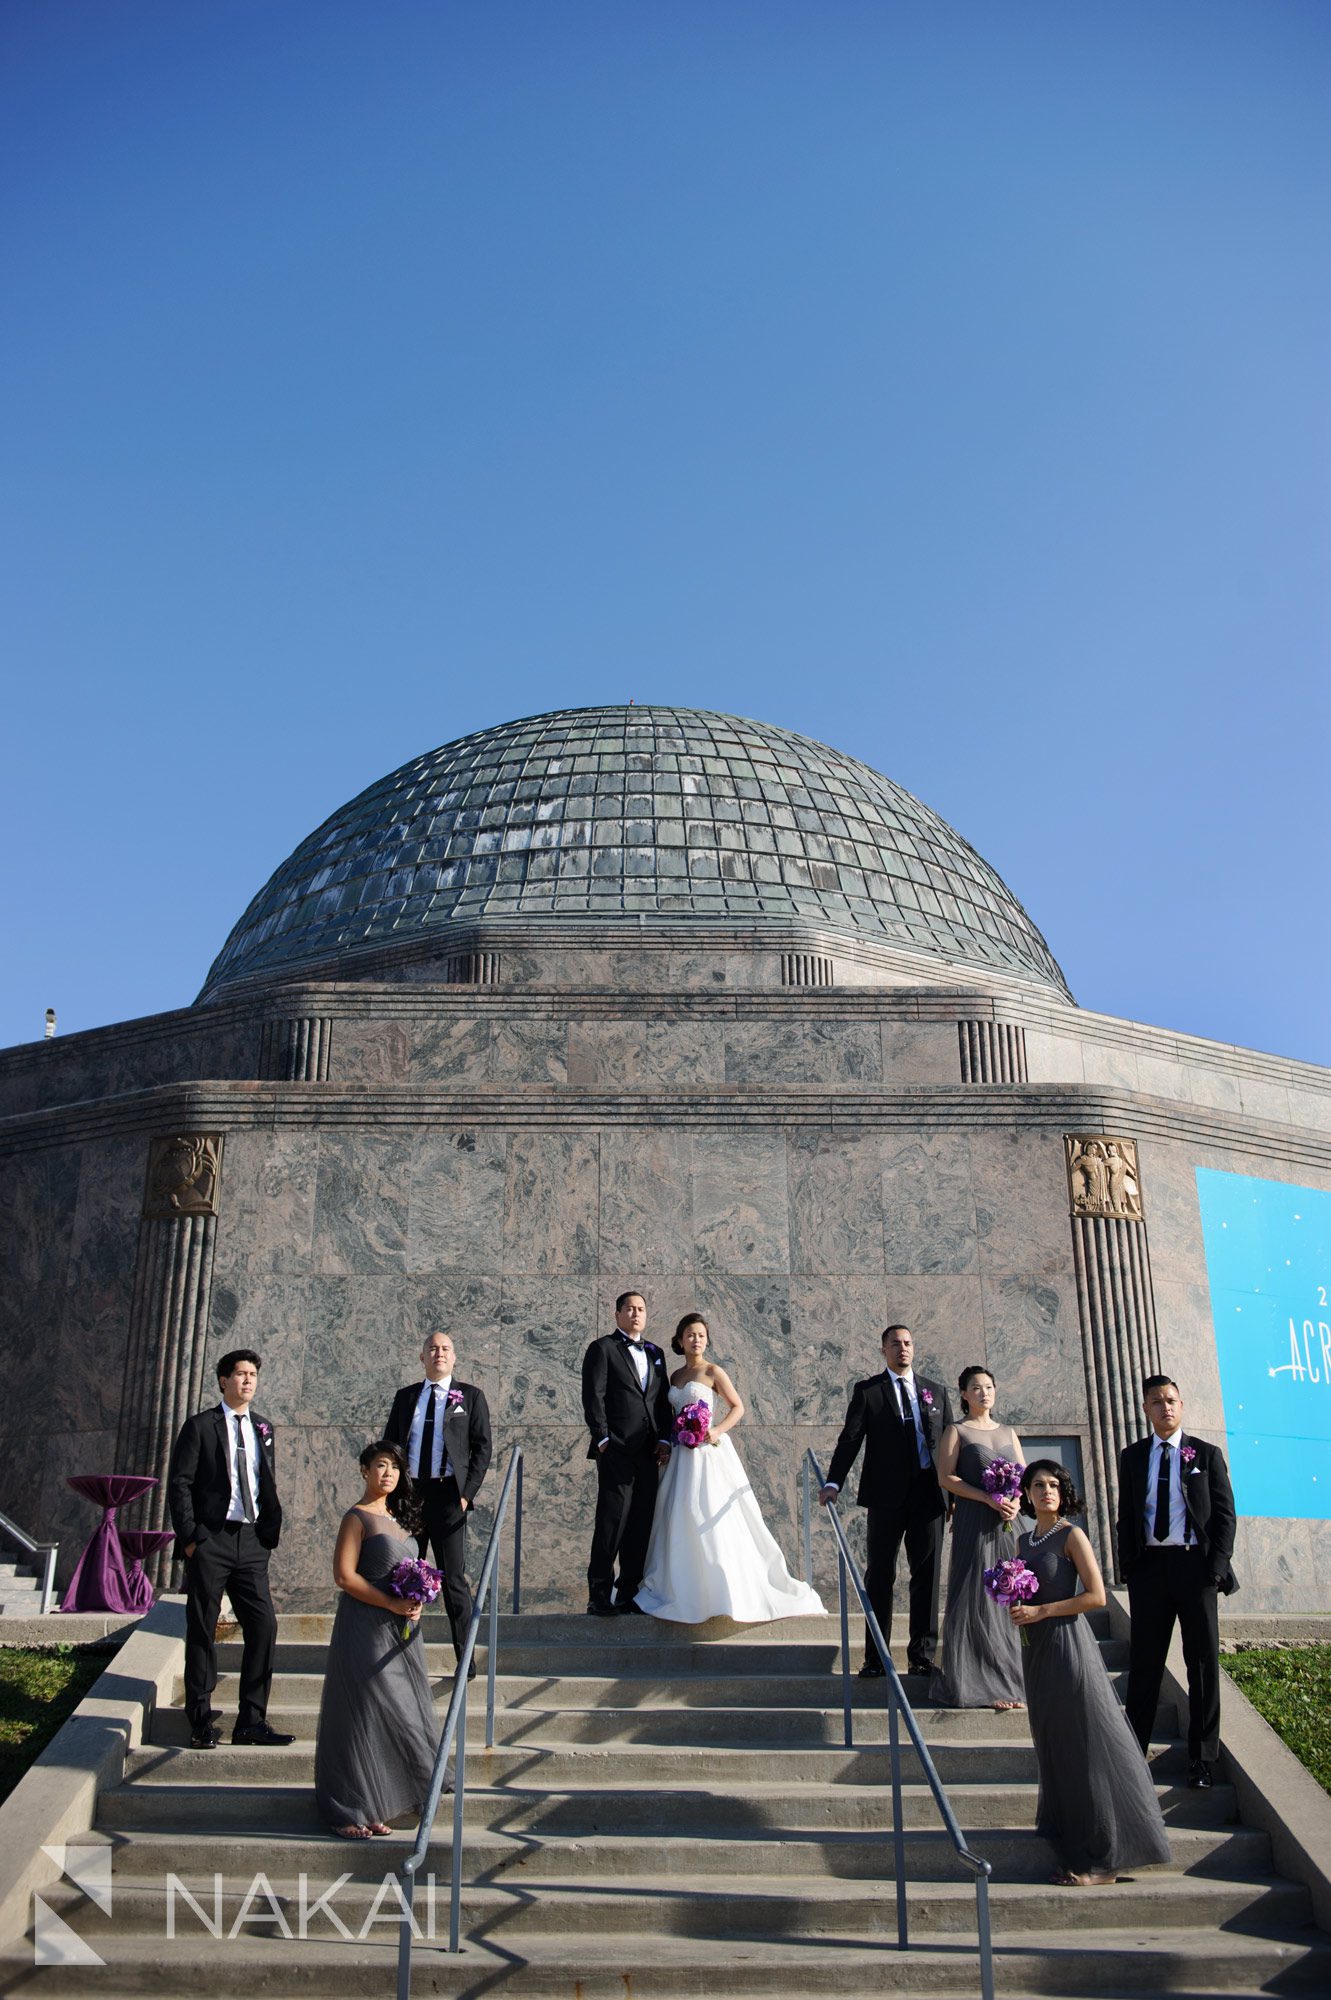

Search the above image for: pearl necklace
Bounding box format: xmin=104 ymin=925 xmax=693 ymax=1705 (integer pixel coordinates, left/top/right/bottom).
xmin=1027 ymin=1521 xmax=1064 ymax=1549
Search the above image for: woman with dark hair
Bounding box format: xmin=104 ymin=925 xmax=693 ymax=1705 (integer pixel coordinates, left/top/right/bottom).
xmin=930 ymin=1366 xmax=1026 ymax=1710
xmin=1010 ymin=1460 xmax=1170 ymax=1886
xmin=635 ymin=1315 xmax=824 ymax=1623
xmin=314 ymin=1441 xmax=448 ymax=1839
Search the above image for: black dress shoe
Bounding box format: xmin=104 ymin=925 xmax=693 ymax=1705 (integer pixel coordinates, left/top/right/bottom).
xmin=586 ymin=1599 xmax=616 ymax=1617
xmin=190 ymin=1724 xmax=221 ymax=1749
xmin=615 ymin=1598 xmax=644 ymax=1614
xmin=1187 ymin=1760 xmax=1213 ymax=1789
xmin=231 ymin=1722 xmax=296 ymax=1747
xmin=857 ymin=1660 xmax=886 ymax=1679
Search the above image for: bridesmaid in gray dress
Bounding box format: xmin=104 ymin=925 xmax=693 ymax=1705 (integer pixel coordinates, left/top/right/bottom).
xmin=1010 ymin=1460 xmax=1170 ymax=1886
xmin=930 ymin=1367 xmax=1026 ymax=1710
xmin=314 ymin=1441 xmax=446 ymax=1840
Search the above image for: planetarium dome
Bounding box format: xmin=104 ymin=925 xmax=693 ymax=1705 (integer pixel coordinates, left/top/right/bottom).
xmin=200 ymin=706 xmax=1071 ymax=1002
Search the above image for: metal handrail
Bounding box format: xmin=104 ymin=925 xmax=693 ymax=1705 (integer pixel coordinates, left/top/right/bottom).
xmin=0 ymin=1506 xmax=58 ymax=1615
xmin=395 ymin=1446 xmax=524 ymax=1998
xmin=801 ymin=1451 xmax=994 ymax=2000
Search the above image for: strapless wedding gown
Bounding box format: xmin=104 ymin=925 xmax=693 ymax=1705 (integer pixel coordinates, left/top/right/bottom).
xmin=635 ymin=1385 xmax=825 ymax=1623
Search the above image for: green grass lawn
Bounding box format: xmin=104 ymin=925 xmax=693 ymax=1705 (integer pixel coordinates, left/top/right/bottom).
xmin=1224 ymin=1644 xmax=1331 ymax=1794
xmin=0 ymin=1647 xmax=112 ymax=1805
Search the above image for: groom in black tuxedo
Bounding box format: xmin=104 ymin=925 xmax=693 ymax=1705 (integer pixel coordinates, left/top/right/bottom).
xmin=167 ymin=1348 xmax=293 ymax=1750
xmin=581 ymin=1290 xmax=672 ymax=1615
xmin=384 ymin=1331 xmax=493 ymax=1674
xmin=821 ymin=1325 xmax=955 ymax=1678
xmin=1117 ymin=1372 xmax=1237 ymax=1789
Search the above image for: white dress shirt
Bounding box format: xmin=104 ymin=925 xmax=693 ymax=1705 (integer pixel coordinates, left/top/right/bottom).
xmin=408 ymin=1376 xmax=456 ymax=1483
xmin=221 ymin=1402 xmax=263 ymax=1523
xmin=1144 ymin=1430 xmax=1192 ymax=1546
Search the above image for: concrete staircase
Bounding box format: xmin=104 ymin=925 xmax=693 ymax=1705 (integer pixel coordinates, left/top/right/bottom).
xmin=13 ymin=1612 xmax=1331 ymax=1996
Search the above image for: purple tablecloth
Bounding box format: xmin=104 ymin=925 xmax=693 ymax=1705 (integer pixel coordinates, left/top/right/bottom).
xmin=118 ymin=1529 xmax=177 ymax=1611
xmin=62 ymin=1475 xmax=159 ymax=1614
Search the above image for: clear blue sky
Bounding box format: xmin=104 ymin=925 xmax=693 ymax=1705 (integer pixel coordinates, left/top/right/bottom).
xmin=2 ymin=1 xmax=1328 ymax=1063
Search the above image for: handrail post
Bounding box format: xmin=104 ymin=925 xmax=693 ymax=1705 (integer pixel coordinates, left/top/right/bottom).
xmin=838 ymin=1548 xmax=852 ymax=1750
xmin=801 ymin=1455 xmax=812 ymax=1586
xmin=512 ymin=1454 xmax=523 ymax=1613
xmin=486 ymin=1516 xmax=500 ymax=1749
xmin=448 ymin=1695 xmax=466 ymax=1952
xmin=975 ymin=1868 xmax=995 ymax=2000
xmin=395 ymin=1858 xmax=418 ymax=2000
xmin=40 ymin=1546 xmax=56 ymax=1617
xmin=888 ymin=1681 xmax=907 ymax=1948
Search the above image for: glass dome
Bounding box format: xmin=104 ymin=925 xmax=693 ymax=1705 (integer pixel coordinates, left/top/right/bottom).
xmin=201 ymin=706 xmax=1071 ymax=1000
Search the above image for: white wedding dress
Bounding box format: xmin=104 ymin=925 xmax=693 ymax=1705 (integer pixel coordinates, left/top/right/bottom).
xmin=635 ymin=1384 xmax=825 ymax=1623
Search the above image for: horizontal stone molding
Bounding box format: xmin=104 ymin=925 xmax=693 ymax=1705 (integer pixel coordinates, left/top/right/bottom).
xmin=6 ymin=1080 xmax=1331 ymax=1173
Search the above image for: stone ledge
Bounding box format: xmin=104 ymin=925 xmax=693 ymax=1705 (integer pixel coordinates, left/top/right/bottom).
xmin=0 ymin=1594 xmax=185 ymax=1949
xmin=4 ymin=1079 xmax=1331 ymax=1167
xmin=0 ymin=1611 xmax=143 ymax=1649
xmin=1108 ymin=1590 xmax=1331 ymax=1933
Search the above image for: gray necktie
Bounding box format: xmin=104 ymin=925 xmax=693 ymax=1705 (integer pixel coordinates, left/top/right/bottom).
xmin=235 ymin=1415 xmax=257 ymax=1525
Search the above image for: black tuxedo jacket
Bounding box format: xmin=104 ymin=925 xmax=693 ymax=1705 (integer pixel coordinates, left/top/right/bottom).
xmin=384 ymin=1379 xmax=493 ymax=1505
xmin=581 ymin=1333 xmax=673 ymax=1460
xmin=1116 ymin=1432 xmax=1238 ymax=1592
xmin=167 ymin=1405 xmax=282 ymax=1555
xmin=826 ymin=1371 xmax=955 ymax=1512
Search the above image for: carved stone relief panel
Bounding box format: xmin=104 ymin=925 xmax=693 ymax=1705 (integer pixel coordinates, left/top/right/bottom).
xmin=142 ymin=1134 xmax=223 ymax=1219
xmin=1065 ymin=1135 xmax=1143 ymax=1220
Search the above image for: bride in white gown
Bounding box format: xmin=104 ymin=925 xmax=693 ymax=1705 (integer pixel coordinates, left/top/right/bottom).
xmin=635 ymin=1314 xmax=825 ymax=1624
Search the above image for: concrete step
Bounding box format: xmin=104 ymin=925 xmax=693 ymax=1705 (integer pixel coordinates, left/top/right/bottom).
xmin=193 ymin=1669 xmax=1175 ymax=1731
xmin=35 ymin=1870 xmax=1315 ymax=1943
xmin=92 ymin=1787 xmax=1272 ymax=1877
xmin=6 ymin=1923 xmax=1329 ymax=1996
xmin=125 ymin=1740 xmax=1229 ymax=1817
xmin=222 ymin=1635 xmax=1131 ymax=1677
xmin=103 ymin=1776 xmax=1255 ymax=1848
xmin=261 ymin=1609 xmax=1115 ymax=1644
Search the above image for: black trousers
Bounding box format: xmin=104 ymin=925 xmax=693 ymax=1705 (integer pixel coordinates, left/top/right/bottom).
xmin=588 ymin=1443 xmax=660 ymax=1603
xmin=1125 ymin=1548 xmax=1221 ymax=1762
xmin=416 ymin=1476 xmax=472 ymax=1655
xmin=863 ymin=1478 xmax=945 ymax=1671
xmin=183 ymin=1522 xmax=277 ymax=1729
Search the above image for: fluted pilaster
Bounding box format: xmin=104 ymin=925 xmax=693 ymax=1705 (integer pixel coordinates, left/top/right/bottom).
xmin=116 ymin=1136 xmax=223 ymax=1577
xmin=1065 ymin=1135 xmax=1160 ymax=1577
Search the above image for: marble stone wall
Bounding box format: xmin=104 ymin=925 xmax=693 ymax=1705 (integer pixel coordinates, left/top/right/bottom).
xmin=2 ymin=975 xmax=1331 ymax=1615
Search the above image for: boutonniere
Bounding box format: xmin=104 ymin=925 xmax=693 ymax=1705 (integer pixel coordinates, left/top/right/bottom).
xmin=920 ymin=1388 xmax=934 ymax=1409
xmin=1180 ymin=1445 xmax=1196 ymax=1465
xmin=445 ymin=1389 xmax=465 ymax=1411
xmin=255 ymin=1420 xmax=272 ymax=1444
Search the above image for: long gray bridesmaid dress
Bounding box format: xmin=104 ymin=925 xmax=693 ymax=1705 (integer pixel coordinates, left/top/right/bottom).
xmin=929 ymin=1425 xmax=1025 ymax=1708
xmin=1019 ymin=1522 xmax=1171 ymax=1876
xmin=314 ymin=1507 xmax=444 ymax=1831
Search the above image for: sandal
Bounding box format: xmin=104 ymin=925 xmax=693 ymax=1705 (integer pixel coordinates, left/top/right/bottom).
xmin=1063 ymin=1871 xmax=1117 ymax=1887
xmin=333 ymin=1824 xmax=372 ymax=1840
xmin=368 ymin=1821 xmax=393 ymax=1836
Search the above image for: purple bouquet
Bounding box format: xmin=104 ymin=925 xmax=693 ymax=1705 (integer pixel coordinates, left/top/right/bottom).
xmin=672 ymin=1401 xmax=711 ymax=1449
xmin=387 ymin=1555 xmax=443 ymax=1641
xmin=982 ymin=1457 xmax=1024 ymax=1533
xmin=983 ymin=1556 xmax=1040 ymax=1645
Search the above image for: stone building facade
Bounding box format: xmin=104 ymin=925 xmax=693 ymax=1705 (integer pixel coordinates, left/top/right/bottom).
xmin=2 ymin=707 xmax=1328 ymax=1610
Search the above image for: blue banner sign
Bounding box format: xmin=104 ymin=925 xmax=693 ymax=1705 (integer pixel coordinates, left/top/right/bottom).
xmin=1196 ymin=1168 xmax=1331 ymax=1520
